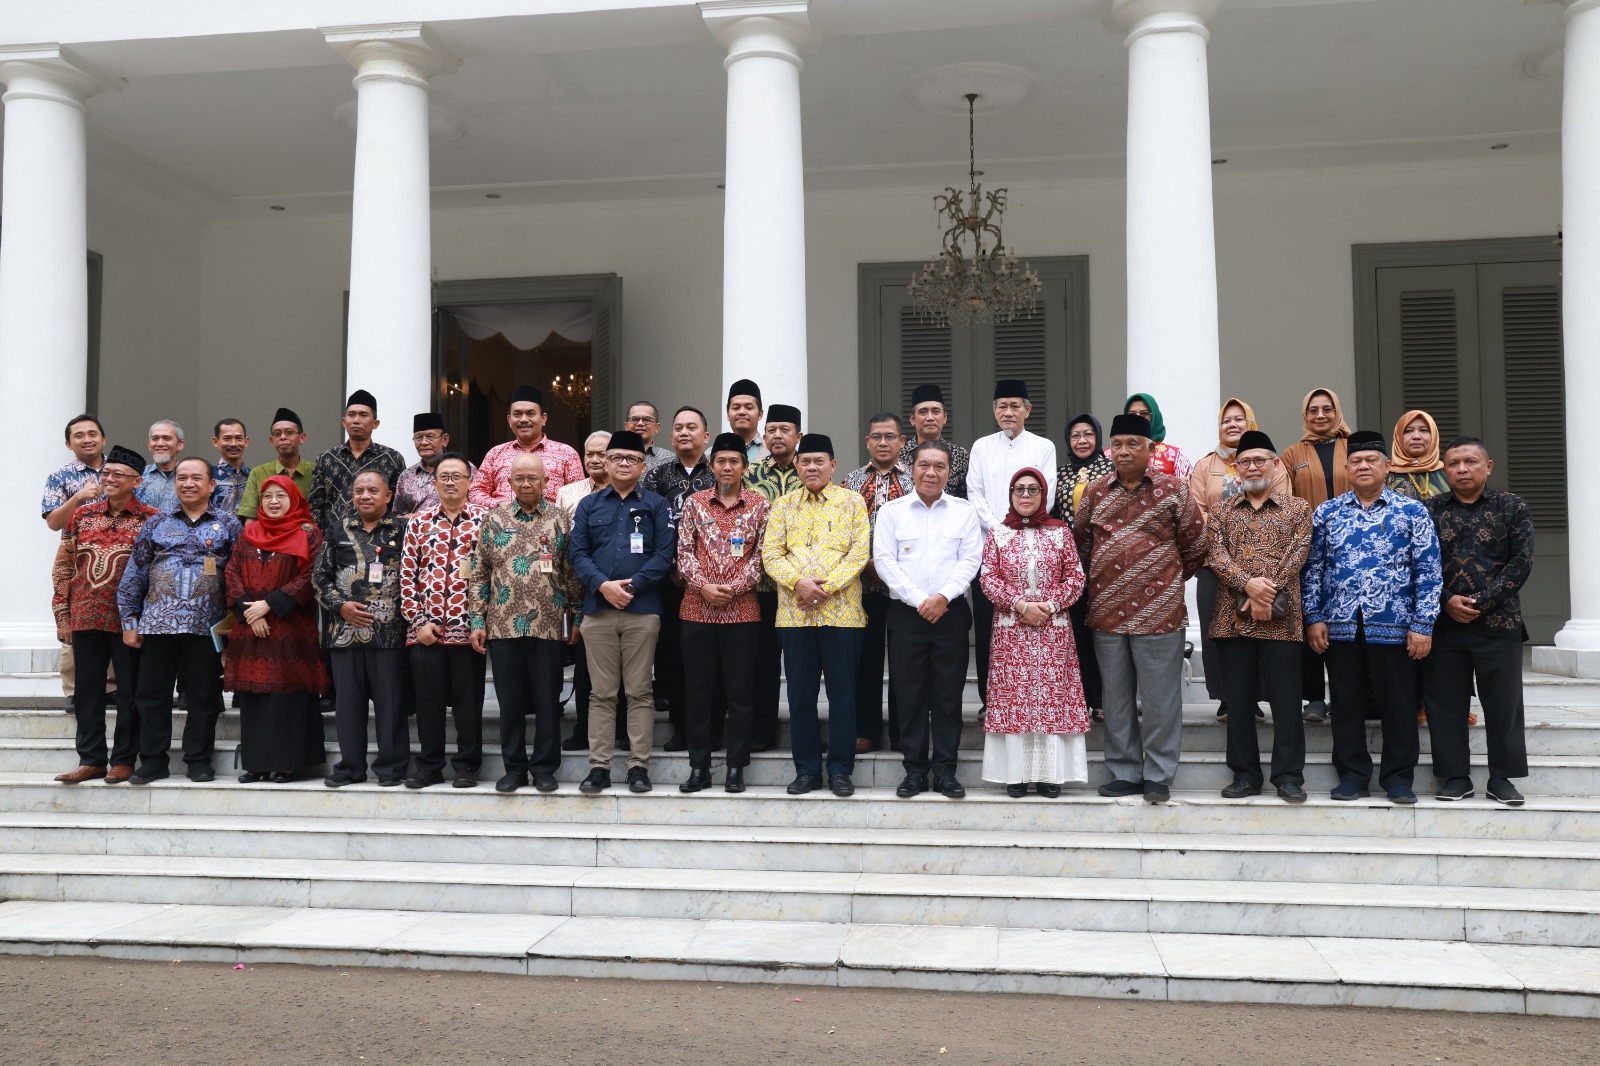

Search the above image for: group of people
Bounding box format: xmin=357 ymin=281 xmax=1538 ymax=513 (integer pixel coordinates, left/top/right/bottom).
xmin=43 ymin=375 xmax=1535 ymax=806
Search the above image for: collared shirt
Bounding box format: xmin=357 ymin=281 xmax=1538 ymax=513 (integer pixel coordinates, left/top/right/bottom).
xmin=308 ymin=441 xmax=407 ymax=534
xmin=740 ymin=435 xmax=767 ymax=465
xmin=968 ymin=430 xmax=1058 ymax=533
xmin=1205 ymin=492 xmax=1313 ymax=642
xmin=761 ymin=483 xmax=871 ymax=629
xmin=1426 ymin=489 xmax=1535 ymax=635
xmin=237 ymin=458 xmax=314 ymax=520
xmin=677 ymin=487 xmax=770 ymax=624
xmin=52 ymin=497 xmax=160 ymax=634
xmin=469 ymin=499 xmax=582 ymax=641
xmin=117 ymin=508 xmax=242 ymax=636
xmin=744 ymin=457 xmax=803 ymax=593
xmin=644 ymin=445 xmax=674 ymax=474
xmin=843 ymin=461 xmax=915 ymax=595
xmin=556 ymin=477 xmax=603 ymax=524
xmin=643 ymin=455 xmax=715 ymax=526
xmin=1074 ymin=472 xmax=1207 ymax=635
xmin=1302 ymin=488 xmax=1443 ymax=645
xmin=393 ymin=458 xmax=479 ymax=519
xmin=570 ymin=485 xmax=676 ymax=617
xmin=469 ymin=436 xmax=583 ymax=509
xmin=899 ymin=439 xmax=970 ymax=500
xmin=313 ymin=514 xmax=408 ymax=650
xmin=210 ymin=461 xmax=253 ymax=515
xmin=1189 ymin=451 xmax=1289 ymax=512
xmin=41 ymin=456 xmax=104 ymax=518
xmin=399 ymin=503 xmax=484 ymax=646
xmin=872 ymin=492 xmax=983 ymax=610
xmin=135 ymin=464 xmax=179 ymax=515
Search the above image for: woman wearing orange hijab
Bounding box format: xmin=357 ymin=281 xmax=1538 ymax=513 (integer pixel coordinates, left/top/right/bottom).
xmin=1386 ymin=410 xmax=1450 ymax=501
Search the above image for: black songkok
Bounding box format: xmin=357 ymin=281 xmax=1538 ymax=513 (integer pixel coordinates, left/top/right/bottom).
xmin=1347 ymin=430 xmax=1387 ymax=457
xmin=710 ymin=432 xmax=749 ymax=458
xmin=607 ymin=430 xmax=648 ymax=454
xmin=993 ymin=379 xmax=1030 ymax=402
xmin=910 ymin=384 xmax=945 ymax=408
xmin=766 ymin=403 xmax=802 ymax=428
xmin=727 ymin=378 xmax=762 ymax=405
xmin=345 ymin=390 xmax=377 ymax=414
xmin=1235 ymin=430 xmax=1276 ymax=455
xmin=272 ymin=407 xmax=303 ymax=430
xmin=104 ymin=445 xmax=146 ymax=475
xmin=413 ymin=412 xmax=446 ymax=434
xmin=796 ymin=433 xmax=834 ymax=458
xmin=1109 ymin=413 xmax=1153 ymax=440
xmin=510 ymin=384 xmax=544 ymax=408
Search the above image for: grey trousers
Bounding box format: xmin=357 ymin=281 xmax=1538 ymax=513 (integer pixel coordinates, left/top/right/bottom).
xmin=1095 ymin=629 xmax=1187 ymax=789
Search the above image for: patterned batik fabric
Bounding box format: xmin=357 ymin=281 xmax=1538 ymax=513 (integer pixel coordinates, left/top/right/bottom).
xmin=394 ymin=459 xmax=478 ymax=518
xmin=1386 ymin=469 xmax=1451 ymax=502
xmin=1302 ymin=488 xmax=1444 ymax=645
xmin=760 ymin=484 xmax=871 ymax=629
xmin=677 ymin=487 xmax=770 ymax=624
xmin=743 ymin=457 xmax=804 ymax=594
xmin=312 ymin=514 xmax=409 ymax=650
xmin=399 ymin=504 xmax=485 ymax=646
xmin=210 ymin=461 xmax=253 ymax=515
xmin=978 ymin=524 xmax=1089 ymax=735
xmin=135 ymin=464 xmax=179 ymax=515
xmin=40 ymin=457 xmax=104 ymax=517
xmin=469 ymin=437 xmax=583 ymax=509
xmin=1073 ymin=471 xmax=1207 ymax=636
xmin=52 ymin=497 xmax=160 ymax=633
xmin=468 ymin=500 xmax=582 ymax=642
xmin=224 ymin=533 xmax=330 ymax=696
xmin=116 ymin=509 xmax=242 ymax=636
xmin=898 ymin=439 xmax=970 ymax=500
xmin=1426 ymin=488 xmax=1535 ymax=635
xmin=1204 ymin=492 xmax=1313 ymax=642
xmin=643 ymin=457 xmax=716 ymax=526
xmin=1052 ymin=457 xmax=1113 ymax=522
xmin=307 ymin=441 xmax=407 ymax=535
xmin=842 ymin=462 xmax=913 ymax=595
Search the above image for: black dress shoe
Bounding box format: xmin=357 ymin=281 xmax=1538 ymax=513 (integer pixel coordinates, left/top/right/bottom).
xmin=1215 ymin=702 xmax=1228 ymax=720
xmin=1436 ymin=777 xmax=1474 ymax=801
xmin=896 ymin=774 xmax=927 ymax=798
xmin=679 ymin=768 xmax=714 ymax=793
xmin=376 ymin=777 xmax=403 ymax=787
xmin=533 ymin=773 xmax=559 ymax=793
xmin=829 ymin=773 xmax=854 ymax=797
xmin=1221 ymin=778 xmax=1262 ymax=799
xmin=63 ymin=695 xmax=76 ymax=714
xmin=933 ymin=775 xmax=966 ymax=799
xmin=238 ymin=771 xmax=265 ymax=783
xmin=787 ymin=773 xmax=820 ymax=795
xmin=579 ymin=768 xmax=611 ymax=794
xmin=175 ymin=692 xmax=189 ymax=711
xmin=1143 ymin=782 xmax=1170 ymax=804
xmin=324 ymin=773 xmax=364 ymax=788
xmin=561 ymin=734 xmax=588 ymax=752
xmin=452 ymin=772 xmax=478 ymax=789
xmin=128 ymin=767 xmax=169 ymax=786
xmin=496 ymin=772 xmax=527 ymax=793
xmin=1035 ymin=783 xmax=1061 ymax=798
xmin=1098 ymin=778 xmax=1143 ymax=797
xmin=1276 ymin=782 xmax=1307 ymax=803
xmin=1005 ymin=783 xmax=1027 ymax=798
xmin=1487 ymin=778 xmax=1525 ymax=807
xmin=186 ymin=767 xmax=214 ymax=783
xmin=663 ymin=732 xmax=688 ymax=752
xmin=404 ymin=774 xmax=444 ymax=789
xmin=269 ymin=771 xmax=292 ymax=784
xmin=627 ymin=767 xmax=652 ymax=793
xmin=724 ymin=767 xmax=746 ymax=793
xmin=319 ymin=697 xmax=335 ymax=714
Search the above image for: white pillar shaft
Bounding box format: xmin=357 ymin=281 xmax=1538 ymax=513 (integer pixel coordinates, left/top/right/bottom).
xmin=0 ymin=64 xmax=94 ymax=649
xmin=718 ymin=23 xmax=808 ymax=418
xmin=1122 ymin=13 xmax=1220 ymax=458
xmin=345 ymin=62 xmax=433 ymax=458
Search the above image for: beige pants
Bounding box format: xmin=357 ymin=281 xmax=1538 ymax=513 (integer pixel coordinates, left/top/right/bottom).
xmin=60 ymin=641 xmax=117 ymax=698
xmin=580 ymin=611 xmax=660 ymax=770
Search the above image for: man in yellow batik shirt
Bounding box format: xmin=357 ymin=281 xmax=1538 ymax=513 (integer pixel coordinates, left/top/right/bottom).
xmin=761 ymin=433 xmax=870 ymax=798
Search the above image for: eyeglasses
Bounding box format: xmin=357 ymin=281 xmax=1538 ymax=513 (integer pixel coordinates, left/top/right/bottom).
xmin=1011 ymin=485 xmax=1043 ymax=497
xmin=1236 ymin=458 xmax=1272 ymax=469
xmin=412 ymin=432 xmax=444 ymax=444
xmin=867 ymin=433 xmax=901 ymax=443
xmin=607 ymin=455 xmax=644 ymax=466
xmin=433 ymin=473 xmax=469 ymax=483
xmin=625 ymin=416 xmax=658 ymax=426
xmin=509 ymin=475 xmax=544 ymax=486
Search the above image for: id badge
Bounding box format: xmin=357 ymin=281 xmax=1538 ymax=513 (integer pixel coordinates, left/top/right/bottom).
xmin=202 ymin=556 xmax=217 ymax=577
xmin=730 ymin=534 xmax=745 ymax=559
xmin=630 ymin=532 xmax=645 ymax=555
xmin=538 ymin=552 xmax=554 ymax=574
xmin=457 ymin=557 xmax=471 ymax=580
xmin=368 ymin=562 xmax=383 ymax=584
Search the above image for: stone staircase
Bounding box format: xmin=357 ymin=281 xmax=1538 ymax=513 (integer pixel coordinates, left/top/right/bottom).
xmin=1 ymin=667 xmax=1599 ymax=1015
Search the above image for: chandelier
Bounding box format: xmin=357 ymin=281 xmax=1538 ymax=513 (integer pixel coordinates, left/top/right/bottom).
xmin=909 ymin=93 xmax=1041 ymax=326
xmin=549 ymin=371 xmax=592 ymax=418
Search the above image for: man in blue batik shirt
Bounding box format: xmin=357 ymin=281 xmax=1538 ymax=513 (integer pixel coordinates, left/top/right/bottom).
xmin=1303 ymin=430 xmax=1442 ymax=806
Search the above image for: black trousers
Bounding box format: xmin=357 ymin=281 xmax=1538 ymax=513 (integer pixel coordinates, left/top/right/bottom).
xmin=330 ymin=647 xmax=409 ymax=781
xmin=971 ymin=579 xmax=993 ymax=707
xmin=71 ymin=630 xmax=140 ymax=768
xmin=134 ymin=634 xmax=221 ymax=775
xmin=490 ymin=637 xmax=562 ymax=777
xmin=682 ymin=620 xmax=758 ymax=770
xmin=410 ymin=643 xmax=486 ymax=777
xmin=856 ymin=592 xmax=900 ymax=748
xmin=889 ymin=597 xmax=972 ymax=781
xmin=1325 ymin=619 xmax=1418 ymax=790
xmin=1422 ymin=623 xmax=1528 ymax=781
xmin=752 ymin=591 xmax=782 ymax=746
xmin=1218 ymin=637 xmax=1305 ymax=787
xmin=1067 ymin=596 xmax=1102 ymax=710
xmin=656 ymin=582 xmax=687 ymax=733
xmin=1301 ymin=644 xmax=1328 ymax=703
xmin=1196 ymin=568 xmax=1224 ymax=701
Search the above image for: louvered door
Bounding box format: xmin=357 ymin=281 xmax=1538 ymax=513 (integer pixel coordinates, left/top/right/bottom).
xmin=1376 ymin=265 xmax=1480 ymax=443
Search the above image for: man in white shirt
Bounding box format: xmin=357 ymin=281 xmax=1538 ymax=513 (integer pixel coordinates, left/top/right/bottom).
xmin=966 ymin=380 xmax=1057 ymax=713
xmin=874 ymin=440 xmax=984 ymax=799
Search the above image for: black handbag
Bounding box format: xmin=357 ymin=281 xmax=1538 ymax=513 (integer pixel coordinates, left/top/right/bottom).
xmin=1236 ymin=588 xmax=1291 ymax=621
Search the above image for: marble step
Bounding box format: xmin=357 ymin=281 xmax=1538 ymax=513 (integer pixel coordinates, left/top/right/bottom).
xmin=2 ymin=901 xmax=1594 ymax=1016
xmin=3 ymin=774 xmax=1595 ymax=843
xmin=5 ymin=809 xmax=1600 ymax=891
xmin=3 ymin=850 xmax=1600 ymax=946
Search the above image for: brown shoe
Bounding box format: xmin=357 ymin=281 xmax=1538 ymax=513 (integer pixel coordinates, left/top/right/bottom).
xmin=855 ymin=737 xmax=876 ymax=754
xmin=55 ymin=765 xmax=107 ymax=784
xmin=105 ymin=766 xmax=134 ymax=783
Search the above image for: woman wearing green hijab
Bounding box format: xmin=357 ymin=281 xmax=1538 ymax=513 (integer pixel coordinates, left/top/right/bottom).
xmin=1112 ymin=394 xmax=1193 ymax=480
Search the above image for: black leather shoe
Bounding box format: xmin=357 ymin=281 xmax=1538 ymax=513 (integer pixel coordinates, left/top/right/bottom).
xmin=495 ymin=772 xmax=527 ymax=793
xmin=933 ymin=775 xmax=966 ymax=799
xmin=829 ymin=773 xmax=854 ymax=797
xmin=1276 ymin=782 xmax=1307 ymax=803
xmin=186 ymin=766 xmax=214 ymax=783
xmin=533 ymin=773 xmax=559 ymax=793
xmin=324 ymin=773 xmax=364 ymax=788
xmin=579 ymin=768 xmax=611 ymax=794
xmin=376 ymin=777 xmax=402 ymax=787
xmin=1143 ymin=782 xmax=1170 ymax=804
xmin=787 ymin=774 xmax=820 ymax=795
xmin=1436 ymin=777 xmax=1474 ymax=801
xmin=238 ymin=771 xmax=265 ymax=783
xmin=1005 ymin=783 xmax=1027 ymax=798
xmin=679 ymin=768 xmax=714 ymax=793
xmin=452 ymin=772 xmax=478 ymax=789
xmin=1221 ymin=778 xmax=1262 ymax=799
xmin=128 ymin=767 xmax=168 ymax=786
xmin=1036 ymin=783 xmax=1061 ymax=798
xmin=404 ymin=774 xmax=444 ymax=789
xmin=318 ymin=697 xmax=335 ymax=714
xmin=269 ymin=771 xmax=292 ymax=783
xmin=1098 ymin=778 xmax=1143 ymax=797
xmin=663 ymin=732 xmax=688 ymax=752
xmin=63 ymin=695 xmax=76 ymax=714
xmin=896 ymin=774 xmax=927 ymax=798
xmin=1487 ymin=778 xmax=1525 ymax=807
xmin=561 ymin=734 xmax=587 ymax=752
xmin=724 ymin=767 xmax=746 ymax=793
xmin=627 ymin=767 xmax=652 ymax=793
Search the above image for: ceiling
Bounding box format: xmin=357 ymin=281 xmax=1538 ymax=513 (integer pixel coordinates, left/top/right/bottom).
xmin=0 ymin=0 xmax=1570 ymax=218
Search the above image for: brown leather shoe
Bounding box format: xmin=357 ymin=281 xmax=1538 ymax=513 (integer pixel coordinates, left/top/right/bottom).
xmin=855 ymin=737 xmax=876 ymax=754
xmin=105 ymin=766 xmax=134 ymax=783
xmin=55 ymin=765 xmax=107 ymax=784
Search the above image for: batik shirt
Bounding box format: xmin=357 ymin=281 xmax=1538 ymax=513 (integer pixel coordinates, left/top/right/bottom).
xmin=677 ymin=487 xmax=770 ymax=624
xmin=842 ymin=462 xmax=913 ymax=595
xmin=1426 ymin=489 xmax=1535 ymax=635
xmin=644 ymin=446 xmax=674 ymax=475
xmin=469 ymin=437 xmax=583 ymax=508
xmin=117 ymin=508 xmax=242 ymax=636
xmin=313 ymin=515 xmax=408 ymax=650
xmin=308 ymin=441 xmax=407 ymax=535
xmin=1204 ymin=492 xmax=1313 ymax=642
xmin=211 ymin=461 xmax=252 ymax=515
xmin=134 ymin=464 xmax=179 ymax=515
xmin=761 ymin=484 xmax=871 ymax=629
xmin=899 ymin=439 xmax=970 ymax=500
xmin=643 ymin=456 xmax=715 ymax=526
xmin=399 ymin=504 xmax=484 ymax=646
xmin=1302 ymin=488 xmax=1443 ymax=645
xmin=744 ymin=457 xmax=803 ymax=594
xmin=469 ymin=500 xmax=582 ymax=641
xmin=1073 ymin=472 xmax=1207 ymax=635
xmin=41 ymin=456 xmax=103 ymax=517
xmin=52 ymin=497 xmax=160 ymax=633
xmin=394 ymin=459 xmax=479 ymax=518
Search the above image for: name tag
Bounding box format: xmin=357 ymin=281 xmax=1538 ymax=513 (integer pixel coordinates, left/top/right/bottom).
xmin=368 ymin=562 xmax=383 ymax=584
xmin=630 ymin=532 xmax=645 ymax=555
xmin=730 ymin=534 xmax=745 ymax=559
xmin=203 ymin=556 xmax=217 ymax=577
xmin=538 ymin=552 xmax=554 ymax=574
xmin=457 ymin=558 xmax=472 ymax=580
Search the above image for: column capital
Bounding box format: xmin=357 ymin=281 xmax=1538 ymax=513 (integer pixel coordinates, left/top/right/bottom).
xmin=0 ymin=44 xmax=121 ymax=110
xmin=1109 ymin=0 xmax=1217 ymax=46
xmin=700 ymin=1 xmax=812 ymax=69
xmin=323 ymin=23 xmax=460 ymax=88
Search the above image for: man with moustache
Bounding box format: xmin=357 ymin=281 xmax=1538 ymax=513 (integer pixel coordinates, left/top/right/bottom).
xmin=238 ymin=408 xmax=313 ymax=520
xmin=395 ymin=412 xmax=475 ymax=518
xmin=209 ymin=419 xmax=253 ymax=515
xmin=623 ymin=401 xmax=674 ymax=474
xmin=471 ymin=385 xmax=583 ymax=508
xmin=135 ymin=420 xmax=187 ymax=514
xmin=899 ymin=384 xmax=969 ymax=500
xmin=309 ymin=390 xmax=406 ymax=536
xmin=556 ymin=430 xmax=626 ymax=752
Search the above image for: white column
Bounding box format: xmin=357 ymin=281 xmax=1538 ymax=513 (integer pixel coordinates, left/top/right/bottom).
xmin=1112 ymin=0 xmax=1220 ymax=458
xmin=325 ymin=25 xmax=458 ymax=457
xmin=1539 ymin=0 xmax=1600 ymax=678
xmin=0 ymin=47 xmax=114 ymax=655
xmin=701 ymin=1 xmax=811 ymax=421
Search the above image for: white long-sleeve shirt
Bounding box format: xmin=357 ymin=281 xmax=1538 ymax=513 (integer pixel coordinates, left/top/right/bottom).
xmin=967 ymin=429 xmax=1058 ymax=533
xmin=871 ymin=491 xmax=984 ymax=609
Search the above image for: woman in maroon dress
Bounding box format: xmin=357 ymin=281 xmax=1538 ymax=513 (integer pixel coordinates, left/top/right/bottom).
xmin=225 ymin=475 xmax=328 ymax=782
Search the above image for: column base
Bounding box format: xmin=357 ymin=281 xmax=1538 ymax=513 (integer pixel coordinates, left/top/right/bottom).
xmin=1533 ymin=646 xmax=1600 ymax=680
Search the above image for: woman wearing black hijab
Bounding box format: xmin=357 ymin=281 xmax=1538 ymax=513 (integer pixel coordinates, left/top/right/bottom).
xmin=1053 ymin=414 xmax=1113 ymax=719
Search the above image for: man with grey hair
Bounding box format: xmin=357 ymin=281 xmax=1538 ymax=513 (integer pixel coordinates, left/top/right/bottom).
xmin=135 ymin=420 xmax=186 ymax=514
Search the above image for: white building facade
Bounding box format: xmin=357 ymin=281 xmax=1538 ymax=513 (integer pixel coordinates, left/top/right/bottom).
xmin=0 ymin=0 xmax=1596 ymax=678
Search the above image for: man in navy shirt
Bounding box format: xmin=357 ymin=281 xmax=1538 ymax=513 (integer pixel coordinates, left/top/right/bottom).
xmin=569 ymin=429 xmax=675 ymax=794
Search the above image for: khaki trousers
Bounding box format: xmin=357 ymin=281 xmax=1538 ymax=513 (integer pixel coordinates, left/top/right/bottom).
xmin=580 ymin=610 xmax=660 ymax=770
